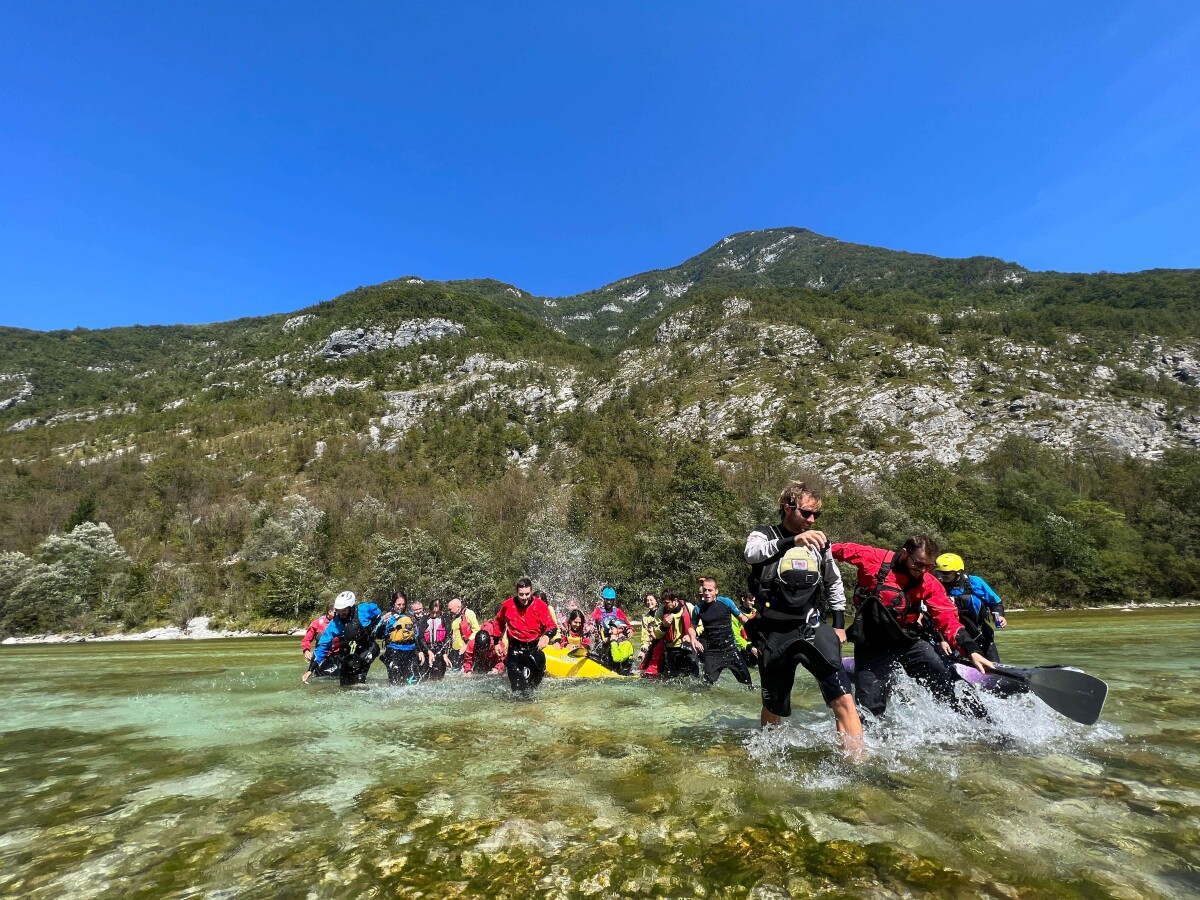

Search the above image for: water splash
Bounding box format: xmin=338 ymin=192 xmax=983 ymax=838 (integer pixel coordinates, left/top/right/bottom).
xmin=744 ymin=667 xmax=1122 ymax=785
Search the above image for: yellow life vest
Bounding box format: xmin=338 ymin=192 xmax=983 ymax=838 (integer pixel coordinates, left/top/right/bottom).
xmin=387 ymin=613 xmax=416 ymax=645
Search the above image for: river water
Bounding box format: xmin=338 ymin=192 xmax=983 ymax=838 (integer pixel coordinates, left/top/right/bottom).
xmin=0 ymin=608 xmax=1196 ymax=898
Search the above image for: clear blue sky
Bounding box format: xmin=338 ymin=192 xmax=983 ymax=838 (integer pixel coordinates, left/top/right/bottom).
xmin=2 ymin=1 xmax=1198 ymax=331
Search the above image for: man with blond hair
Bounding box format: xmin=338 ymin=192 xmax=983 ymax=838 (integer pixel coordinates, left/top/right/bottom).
xmin=745 ymin=482 xmax=863 ymax=753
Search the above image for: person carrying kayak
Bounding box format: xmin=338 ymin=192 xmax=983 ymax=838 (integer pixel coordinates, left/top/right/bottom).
xmin=380 ymin=591 xmax=421 ymax=685
xmin=301 ymin=602 xmax=341 ymax=678
xmin=463 ymin=621 xmax=505 ymax=674
xmin=692 ymin=577 xmax=754 ymax=687
xmin=933 ymin=553 xmax=1007 ymax=662
xmin=495 ymin=577 xmax=558 ymax=691
xmin=448 ymin=597 xmax=480 ymax=670
xmin=834 ymin=535 xmax=995 ymax=718
xmin=302 ymin=591 xmax=382 ymax=686
xmin=745 ymin=482 xmax=862 ymax=749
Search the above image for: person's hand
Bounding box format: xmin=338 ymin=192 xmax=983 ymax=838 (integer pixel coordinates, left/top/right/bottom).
xmin=536 ymin=635 xmax=550 ymax=651
xmin=303 ymin=650 xmax=313 ymax=662
xmin=301 ymin=670 xmax=312 ymax=684
xmin=939 ymin=641 xmax=951 ymax=657
xmin=795 ymin=530 xmax=827 ymax=550
xmin=834 ymin=628 xmax=847 ymax=643
xmin=969 ymin=652 xmax=996 ymax=674
xmin=994 ymin=615 xmax=1007 ymax=629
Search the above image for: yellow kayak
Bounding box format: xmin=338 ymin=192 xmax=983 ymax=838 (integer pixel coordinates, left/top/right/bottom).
xmin=543 ymin=646 xmax=625 ymax=679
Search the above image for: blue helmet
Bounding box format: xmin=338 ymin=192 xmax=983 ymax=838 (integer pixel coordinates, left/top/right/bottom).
xmin=601 ymin=587 xmax=617 ymax=601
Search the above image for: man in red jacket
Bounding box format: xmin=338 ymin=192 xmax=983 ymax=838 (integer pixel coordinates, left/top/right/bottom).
xmin=833 ymin=535 xmax=995 ymax=718
xmin=495 ymin=577 xmax=558 ymax=691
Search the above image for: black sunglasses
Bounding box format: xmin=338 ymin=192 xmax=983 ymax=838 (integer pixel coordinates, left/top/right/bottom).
xmin=787 ymin=503 xmax=821 ymax=520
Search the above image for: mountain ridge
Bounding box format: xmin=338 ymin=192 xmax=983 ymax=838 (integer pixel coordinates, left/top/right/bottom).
xmin=6 ymin=226 xmax=1199 ymax=340
xmin=1 ymin=226 xmax=1198 ymax=635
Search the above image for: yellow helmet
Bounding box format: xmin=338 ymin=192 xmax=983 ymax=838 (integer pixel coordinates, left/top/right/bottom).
xmin=935 ymin=553 xmax=965 ymax=573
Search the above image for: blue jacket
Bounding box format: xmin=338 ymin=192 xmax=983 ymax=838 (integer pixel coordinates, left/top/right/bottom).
xmin=947 ymin=575 xmax=1004 ymax=619
xmin=312 ymin=603 xmax=383 ymax=664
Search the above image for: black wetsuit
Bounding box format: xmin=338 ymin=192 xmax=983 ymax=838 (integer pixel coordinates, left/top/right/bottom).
xmin=338 ymin=617 xmax=378 ymax=686
xmin=505 ymin=639 xmax=547 ymax=691
xmin=693 ymin=601 xmax=753 ymax=687
xmin=381 ymin=612 xmax=421 ymax=685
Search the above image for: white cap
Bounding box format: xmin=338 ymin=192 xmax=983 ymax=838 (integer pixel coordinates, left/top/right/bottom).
xmin=334 ymin=591 xmax=356 ymax=610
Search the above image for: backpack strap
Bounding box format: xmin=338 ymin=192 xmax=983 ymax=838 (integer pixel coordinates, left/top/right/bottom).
xmin=747 ymin=525 xmax=786 ymax=601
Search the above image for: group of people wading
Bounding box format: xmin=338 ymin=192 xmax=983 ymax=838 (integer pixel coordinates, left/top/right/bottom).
xmin=301 ymin=482 xmax=1009 ymax=754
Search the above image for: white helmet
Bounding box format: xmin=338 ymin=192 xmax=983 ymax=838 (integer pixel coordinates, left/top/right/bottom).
xmin=334 ymin=591 xmax=356 ymax=610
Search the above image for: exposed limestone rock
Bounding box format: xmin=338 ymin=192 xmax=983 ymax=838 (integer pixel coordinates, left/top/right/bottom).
xmin=302 ymin=376 xmax=371 ymax=397
xmin=1160 ymin=349 xmax=1200 ymax=386
xmin=316 ymin=318 xmax=464 ymax=361
xmin=266 ymin=368 xmax=295 ymax=386
xmin=662 ymin=281 xmax=693 ymax=298
xmin=282 ymin=314 xmax=316 ymax=332
xmin=723 ymin=297 xmax=751 ymax=317
xmin=754 ymin=234 xmax=796 ymax=269
xmin=655 ymin=312 xmax=692 ymax=344
xmin=0 ymin=374 xmax=33 ymax=412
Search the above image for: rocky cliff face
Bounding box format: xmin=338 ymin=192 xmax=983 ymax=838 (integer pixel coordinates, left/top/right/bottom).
xmin=1 ymin=228 xmax=1197 ymax=483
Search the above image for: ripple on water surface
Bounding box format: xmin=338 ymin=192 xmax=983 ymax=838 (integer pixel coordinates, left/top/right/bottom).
xmin=0 ymin=611 xmax=1198 ymax=898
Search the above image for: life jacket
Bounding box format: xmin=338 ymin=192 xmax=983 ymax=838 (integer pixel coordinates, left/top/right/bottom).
xmin=562 ymin=630 xmax=586 ymax=649
xmin=749 ymin=526 xmax=827 ymax=621
xmin=610 ymin=639 xmax=634 ymax=664
xmin=452 ymin=611 xmax=475 ymax=647
xmin=423 ymin=615 xmax=448 ymax=645
xmin=946 ymin=574 xmax=986 ymax=623
xmin=386 ymin=612 xmax=417 ymax=647
xmin=848 ymin=549 xmax=923 ymax=647
xmin=596 ymin=607 xmax=624 ymax=634
xmin=342 ymin=614 xmax=369 ymax=652
xmin=662 ymin=608 xmax=688 ymax=648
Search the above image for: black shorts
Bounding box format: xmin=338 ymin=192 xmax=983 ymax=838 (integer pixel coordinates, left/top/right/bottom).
xmin=755 ymin=619 xmax=850 ymax=717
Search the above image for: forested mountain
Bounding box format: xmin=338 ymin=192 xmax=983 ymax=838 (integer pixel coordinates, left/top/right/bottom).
xmin=1 ymin=229 xmax=1198 ymax=636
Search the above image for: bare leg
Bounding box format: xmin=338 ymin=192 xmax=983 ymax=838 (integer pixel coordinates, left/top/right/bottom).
xmin=830 ymin=693 xmax=865 ymax=759
xmin=760 ymin=706 xmax=781 ymax=728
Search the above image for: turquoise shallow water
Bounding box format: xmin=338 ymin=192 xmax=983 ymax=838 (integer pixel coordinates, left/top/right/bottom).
xmin=0 ymin=608 xmax=1197 ymax=898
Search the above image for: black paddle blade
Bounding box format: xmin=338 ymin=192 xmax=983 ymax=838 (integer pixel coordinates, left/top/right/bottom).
xmin=995 ymin=665 xmax=1109 ymax=725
